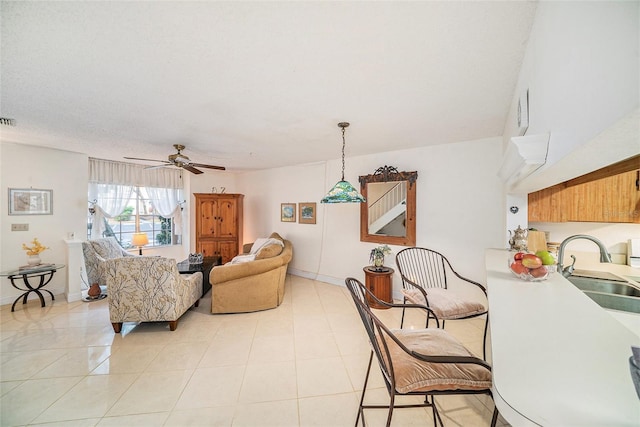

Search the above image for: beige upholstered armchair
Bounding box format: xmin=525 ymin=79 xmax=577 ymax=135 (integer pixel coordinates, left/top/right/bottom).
xmin=82 ymin=237 xmax=134 ymax=287
xmin=105 ymin=256 xmax=202 ymax=332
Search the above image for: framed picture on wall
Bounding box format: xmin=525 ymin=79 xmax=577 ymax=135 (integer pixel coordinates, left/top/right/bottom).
xmin=281 ymin=203 xmax=296 ymax=222
xmin=8 ymin=188 xmax=53 ymax=215
xmin=299 ymin=202 xmax=316 ymax=224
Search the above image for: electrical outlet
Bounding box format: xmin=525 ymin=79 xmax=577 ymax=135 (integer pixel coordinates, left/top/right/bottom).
xmin=11 ymin=223 xmax=29 ymax=231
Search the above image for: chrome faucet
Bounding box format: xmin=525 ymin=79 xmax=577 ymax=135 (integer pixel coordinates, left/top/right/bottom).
xmin=557 ymin=234 xmax=613 ymax=277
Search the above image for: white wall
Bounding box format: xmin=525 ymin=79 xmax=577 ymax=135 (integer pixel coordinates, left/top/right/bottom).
xmin=0 ymin=142 xmax=88 ymax=305
xmin=504 ymin=1 xmax=638 ymax=166
xmin=502 ymin=1 xmax=639 ymax=257
xmin=238 ymin=137 xmax=505 ymax=300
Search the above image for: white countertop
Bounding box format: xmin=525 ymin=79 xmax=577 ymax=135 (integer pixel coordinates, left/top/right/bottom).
xmin=486 ymin=249 xmax=640 ymax=426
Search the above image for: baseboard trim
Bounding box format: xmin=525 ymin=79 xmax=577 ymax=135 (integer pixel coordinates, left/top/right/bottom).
xmin=287 ymin=268 xmax=344 ymax=287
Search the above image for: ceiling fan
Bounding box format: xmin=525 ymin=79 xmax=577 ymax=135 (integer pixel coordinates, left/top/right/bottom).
xmin=124 ymin=144 xmax=225 ymax=174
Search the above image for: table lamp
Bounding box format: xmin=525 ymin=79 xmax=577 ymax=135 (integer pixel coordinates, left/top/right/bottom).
xmin=131 ymin=232 xmax=149 ymax=255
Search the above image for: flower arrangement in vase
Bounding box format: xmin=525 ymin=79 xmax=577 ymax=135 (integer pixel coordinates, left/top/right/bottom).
xmin=22 ymin=238 xmax=49 ymax=266
xmin=369 ymin=244 xmax=392 ymax=271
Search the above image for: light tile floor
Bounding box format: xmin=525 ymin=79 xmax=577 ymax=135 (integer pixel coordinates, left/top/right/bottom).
xmin=1 ymin=275 xmax=509 ymax=426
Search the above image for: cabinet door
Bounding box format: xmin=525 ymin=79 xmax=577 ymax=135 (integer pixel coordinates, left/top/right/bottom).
xmin=217 ymin=198 xmax=238 ymax=238
xmin=199 ymin=199 xmax=218 ymax=237
xmin=218 ymin=240 xmax=238 ymax=264
xmin=198 ymin=240 xmax=218 ymax=258
xmin=528 ymin=184 xmax=567 ymax=222
xmin=572 ymin=170 xmax=639 ymax=223
xmin=608 ymin=170 xmax=639 ymax=222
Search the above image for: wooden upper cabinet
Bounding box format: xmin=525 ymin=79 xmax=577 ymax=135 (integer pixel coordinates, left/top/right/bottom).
xmin=528 ymin=155 xmax=639 ymax=224
xmin=567 ymin=170 xmax=639 ymax=223
xmin=527 ymin=183 xmax=567 ymax=222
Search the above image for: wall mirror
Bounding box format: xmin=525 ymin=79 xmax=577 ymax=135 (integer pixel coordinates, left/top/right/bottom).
xmin=359 ymin=166 xmax=418 ymax=246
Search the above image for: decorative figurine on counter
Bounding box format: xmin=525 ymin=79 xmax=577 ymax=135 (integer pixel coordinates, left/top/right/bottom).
xmin=508 ymin=226 xmax=528 ymax=252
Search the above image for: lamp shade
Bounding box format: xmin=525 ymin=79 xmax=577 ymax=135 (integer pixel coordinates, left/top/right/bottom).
xmin=321 ymin=121 xmax=366 ymax=203
xmin=321 ymin=180 xmax=366 ymax=203
xmin=131 ymin=232 xmax=149 ymax=247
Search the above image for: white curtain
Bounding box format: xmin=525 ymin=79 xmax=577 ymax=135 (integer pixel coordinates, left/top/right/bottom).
xmin=88 ymin=158 xmax=185 ymax=238
xmin=89 ymin=158 xmax=183 ymax=189
xmin=146 ymin=187 xmax=184 ymax=235
xmin=88 ymin=183 xmax=134 ymax=239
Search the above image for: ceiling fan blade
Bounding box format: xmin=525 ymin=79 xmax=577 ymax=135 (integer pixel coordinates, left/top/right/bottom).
xmin=190 ymin=162 xmax=226 ymax=171
xmin=144 ymin=164 xmax=169 ymax=170
xmin=124 ymin=157 xmax=171 ymax=164
xmin=183 ymin=165 xmax=204 ymax=174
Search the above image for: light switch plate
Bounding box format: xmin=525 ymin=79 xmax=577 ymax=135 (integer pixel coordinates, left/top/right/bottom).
xmin=11 ymin=223 xmax=29 ymax=231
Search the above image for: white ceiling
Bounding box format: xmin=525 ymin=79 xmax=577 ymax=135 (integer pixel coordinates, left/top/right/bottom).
xmin=1 ymin=1 xmax=537 ymax=172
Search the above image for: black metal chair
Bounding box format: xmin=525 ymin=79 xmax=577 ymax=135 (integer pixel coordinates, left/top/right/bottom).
xmin=345 ymin=277 xmax=498 ymax=427
xmin=395 ymin=247 xmax=489 ymax=360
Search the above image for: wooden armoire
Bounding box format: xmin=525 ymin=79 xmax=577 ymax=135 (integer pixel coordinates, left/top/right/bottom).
xmin=194 ymin=193 xmax=244 ymax=264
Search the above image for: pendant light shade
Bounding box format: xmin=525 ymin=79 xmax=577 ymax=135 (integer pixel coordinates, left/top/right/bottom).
xmin=321 ymin=122 xmax=366 ymax=203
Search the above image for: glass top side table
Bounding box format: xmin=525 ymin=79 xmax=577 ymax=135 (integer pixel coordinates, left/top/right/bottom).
xmin=1 ymin=264 xmax=66 ymax=312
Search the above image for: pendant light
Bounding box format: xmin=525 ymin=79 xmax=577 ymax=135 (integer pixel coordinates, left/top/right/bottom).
xmin=321 ymin=122 xmax=366 ymax=203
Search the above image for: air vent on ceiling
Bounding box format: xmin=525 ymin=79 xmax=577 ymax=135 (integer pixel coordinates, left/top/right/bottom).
xmin=0 ymin=118 xmax=16 ymax=126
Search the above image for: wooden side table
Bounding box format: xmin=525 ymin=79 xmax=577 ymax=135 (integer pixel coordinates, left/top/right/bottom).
xmin=363 ymin=266 xmax=394 ymax=309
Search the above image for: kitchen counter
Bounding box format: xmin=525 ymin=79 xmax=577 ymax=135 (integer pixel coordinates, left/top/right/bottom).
xmin=486 ymin=249 xmax=640 ymax=426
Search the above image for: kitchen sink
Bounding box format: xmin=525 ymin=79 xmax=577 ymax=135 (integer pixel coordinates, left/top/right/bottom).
xmin=566 ymin=276 xmax=640 ymax=314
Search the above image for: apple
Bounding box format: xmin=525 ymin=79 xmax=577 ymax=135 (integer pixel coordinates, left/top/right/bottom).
xmin=510 ymin=260 xmax=529 ymax=275
xmin=513 ymin=252 xmax=525 ymax=261
xmin=521 ymin=254 xmax=542 ymax=269
xmin=535 ymin=250 xmax=556 ymax=266
xmin=529 ymin=266 xmax=548 ymax=278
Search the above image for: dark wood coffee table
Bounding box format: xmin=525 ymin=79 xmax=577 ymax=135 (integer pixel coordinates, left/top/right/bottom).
xmin=177 ymin=256 xmax=222 ymax=297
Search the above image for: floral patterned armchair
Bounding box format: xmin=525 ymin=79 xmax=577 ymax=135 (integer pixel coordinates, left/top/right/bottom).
xmin=105 ymin=256 xmax=202 ymax=332
xmin=82 ymin=237 xmax=134 ymax=287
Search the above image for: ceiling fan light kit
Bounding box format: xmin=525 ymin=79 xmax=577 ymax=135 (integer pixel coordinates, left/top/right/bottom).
xmin=124 ymin=144 xmax=225 ymax=174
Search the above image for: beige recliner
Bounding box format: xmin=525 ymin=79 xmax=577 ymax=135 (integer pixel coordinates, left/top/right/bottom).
xmin=106 ymin=256 xmax=202 ymax=332
xmin=210 ymin=232 xmax=293 ymax=314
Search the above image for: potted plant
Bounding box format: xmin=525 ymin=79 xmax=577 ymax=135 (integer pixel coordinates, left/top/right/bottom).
xmin=369 ymin=244 xmax=392 ymax=270
xmin=22 ymin=238 xmax=49 ymax=266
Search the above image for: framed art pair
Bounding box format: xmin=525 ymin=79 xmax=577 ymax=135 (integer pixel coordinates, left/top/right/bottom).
xmin=281 ymin=202 xmax=316 ymax=224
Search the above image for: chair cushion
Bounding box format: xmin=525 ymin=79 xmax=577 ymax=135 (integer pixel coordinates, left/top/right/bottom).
xmin=385 ymin=328 xmax=492 ymax=393
xmin=402 ymin=288 xmax=486 ymax=320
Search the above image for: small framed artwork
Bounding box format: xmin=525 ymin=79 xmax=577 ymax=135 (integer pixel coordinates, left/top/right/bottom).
xmin=281 ymin=203 xmax=296 ymax=222
xmin=299 ymin=202 xmax=316 ymax=224
xmin=9 ymin=188 xmax=53 ymax=215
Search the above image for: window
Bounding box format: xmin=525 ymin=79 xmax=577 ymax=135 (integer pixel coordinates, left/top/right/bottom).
xmin=88 ymin=158 xmax=184 ymax=249
xmin=90 ymin=187 xmax=180 ymax=249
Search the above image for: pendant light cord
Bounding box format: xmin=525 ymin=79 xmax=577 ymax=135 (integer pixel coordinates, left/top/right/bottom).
xmin=338 ymin=121 xmax=349 ymax=181
xmin=340 ymin=126 xmax=346 ymax=181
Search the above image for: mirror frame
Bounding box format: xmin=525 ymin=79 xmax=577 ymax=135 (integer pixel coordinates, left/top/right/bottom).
xmin=359 ymin=166 xmax=418 ymax=246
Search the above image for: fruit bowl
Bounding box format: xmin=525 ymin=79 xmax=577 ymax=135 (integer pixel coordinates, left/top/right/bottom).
xmin=508 ymin=251 xmax=556 ymax=282
xmin=508 ymin=263 xmax=556 ymax=281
